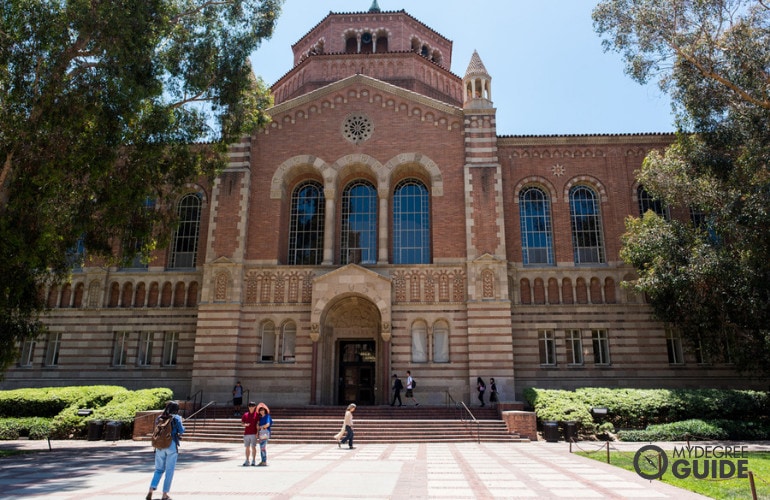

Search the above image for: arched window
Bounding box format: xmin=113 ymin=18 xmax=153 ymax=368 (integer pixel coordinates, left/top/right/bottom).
xmin=519 ymin=187 xmax=554 ymax=265
xmin=288 ymin=181 xmax=325 ymax=265
xmin=281 ymin=321 xmax=296 ymax=362
xmin=637 ymin=186 xmax=668 ymax=219
xmin=411 ymin=320 xmax=428 ymax=363
xmin=169 ymin=193 xmax=202 ymax=268
xmin=340 ymin=180 xmax=377 ymax=265
xmin=260 ymin=321 xmax=276 ymax=362
xmin=433 ymin=320 xmax=449 ymax=363
xmin=393 ymin=179 xmax=430 ymax=264
xmin=569 ymin=186 xmax=605 ymax=264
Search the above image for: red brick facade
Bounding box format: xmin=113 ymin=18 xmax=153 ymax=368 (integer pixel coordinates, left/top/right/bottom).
xmin=2 ymin=8 xmax=761 ymax=405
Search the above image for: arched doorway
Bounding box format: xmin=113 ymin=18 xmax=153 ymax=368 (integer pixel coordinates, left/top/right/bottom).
xmin=321 ymin=296 xmax=382 ymax=405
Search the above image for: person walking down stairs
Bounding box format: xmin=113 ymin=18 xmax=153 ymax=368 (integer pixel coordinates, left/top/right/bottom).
xmin=391 ymin=374 xmax=403 ymax=407
xmin=476 ymin=377 xmax=486 ymax=407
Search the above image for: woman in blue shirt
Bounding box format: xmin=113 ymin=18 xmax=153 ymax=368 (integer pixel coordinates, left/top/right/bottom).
xmin=256 ymin=402 xmax=273 ymax=466
xmin=147 ymin=401 xmax=185 ymax=500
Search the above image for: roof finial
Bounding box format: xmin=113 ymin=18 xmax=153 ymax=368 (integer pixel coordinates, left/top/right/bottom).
xmin=369 ymin=0 xmax=381 ymax=13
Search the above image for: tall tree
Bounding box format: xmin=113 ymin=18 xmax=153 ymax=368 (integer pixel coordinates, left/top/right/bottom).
xmin=0 ymin=0 xmax=283 ymax=375
xmin=594 ymin=0 xmax=770 ymax=375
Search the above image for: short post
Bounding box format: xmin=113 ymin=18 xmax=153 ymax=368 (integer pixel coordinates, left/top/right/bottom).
xmin=606 ymin=441 xmax=610 ymax=464
xmin=749 ymin=471 xmax=757 ymax=500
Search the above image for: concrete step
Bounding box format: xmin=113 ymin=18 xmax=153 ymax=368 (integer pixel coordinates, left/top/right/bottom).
xmin=178 ymin=414 xmax=527 ymax=443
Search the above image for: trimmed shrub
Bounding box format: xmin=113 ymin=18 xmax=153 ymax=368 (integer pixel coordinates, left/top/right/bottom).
xmin=0 ymin=386 xmax=174 ymax=440
xmin=618 ymin=419 xmax=729 ymax=442
xmin=525 ymin=387 xmax=769 ymax=430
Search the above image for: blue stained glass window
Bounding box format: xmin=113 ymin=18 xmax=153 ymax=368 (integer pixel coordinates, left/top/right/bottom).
xmin=519 ymin=187 xmax=554 ymax=265
xmin=393 ymin=179 xmax=430 ymax=264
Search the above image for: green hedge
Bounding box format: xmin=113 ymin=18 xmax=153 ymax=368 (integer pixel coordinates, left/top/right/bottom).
xmin=0 ymin=386 xmax=173 ymax=439
xmin=524 ymin=387 xmax=770 ymax=437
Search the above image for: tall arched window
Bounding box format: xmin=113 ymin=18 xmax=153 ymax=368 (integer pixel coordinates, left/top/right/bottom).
xmin=411 ymin=320 xmax=428 ymax=363
xmin=569 ymin=185 xmax=605 ymax=264
xmin=519 ymin=187 xmax=554 ymax=265
xmin=288 ymin=181 xmax=325 ymax=265
xmin=637 ymin=186 xmax=669 ymax=219
xmin=169 ymin=193 xmax=202 ymax=268
xmin=260 ymin=321 xmax=276 ymax=362
xmin=340 ymin=180 xmax=377 ymax=265
xmin=433 ymin=320 xmax=449 ymax=363
xmin=393 ymin=179 xmax=430 ymax=264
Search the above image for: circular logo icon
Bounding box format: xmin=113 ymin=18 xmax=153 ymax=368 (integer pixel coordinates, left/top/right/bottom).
xmin=633 ymin=444 xmax=668 ymax=480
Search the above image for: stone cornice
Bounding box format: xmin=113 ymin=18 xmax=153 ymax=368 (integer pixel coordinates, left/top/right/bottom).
xmin=267 ymin=73 xmax=463 ymax=119
xmin=498 ymin=133 xmax=675 ymax=147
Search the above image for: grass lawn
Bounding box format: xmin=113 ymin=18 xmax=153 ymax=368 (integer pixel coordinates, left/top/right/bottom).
xmin=576 ymin=450 xmax=770 ymax=499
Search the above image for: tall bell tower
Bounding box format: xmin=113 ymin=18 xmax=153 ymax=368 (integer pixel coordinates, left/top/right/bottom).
xmin=462 ymin=51 xmax=515 ymax=390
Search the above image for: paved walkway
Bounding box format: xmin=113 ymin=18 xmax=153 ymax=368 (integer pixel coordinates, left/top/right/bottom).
xmin=0 ymin=438 xmax=727 ymax=499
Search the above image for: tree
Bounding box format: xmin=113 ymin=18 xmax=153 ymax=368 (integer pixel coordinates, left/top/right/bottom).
xmin=0 ymin=0 xmax=283 ymax=375
xmin=593 ymin=0 xmax=770 ymax=375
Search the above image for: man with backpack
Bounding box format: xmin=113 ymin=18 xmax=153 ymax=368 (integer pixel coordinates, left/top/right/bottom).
xmin=405 ymin=370 xmax=419 ymax=406
xmin=147 ymin=401 xmax=185 ymax=500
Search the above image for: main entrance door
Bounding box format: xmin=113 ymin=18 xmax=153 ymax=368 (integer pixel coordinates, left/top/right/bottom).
xmin=338 ymin=340 xmax=376 ymax=405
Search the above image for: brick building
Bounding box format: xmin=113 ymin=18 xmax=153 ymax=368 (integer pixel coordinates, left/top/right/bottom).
xmin=2 ymin=4 xmax=758 ymax=404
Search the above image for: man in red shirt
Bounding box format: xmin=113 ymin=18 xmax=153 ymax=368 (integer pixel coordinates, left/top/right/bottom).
xmin=241 ymin=401 xmax=259 ymax=466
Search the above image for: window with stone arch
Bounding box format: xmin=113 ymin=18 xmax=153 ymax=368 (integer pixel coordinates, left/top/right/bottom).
xmin=432 ymin=320 xmax=450 ymax=363
xmin=519 ymin=186 xmax=554 ymax=266
xmin=637 ymin=185 xmax=669 ymax=219
xmin=260 ymin=321 xmax=276 ymax=362
xmin=340 ymin=180 xmax=377 ymax=265
xmin=169 ymin=192 xmax=202 ymax=269
xmin=281 ymin=321 xmax=296 ymax=363
xmin=393 ymin=178 xmax=430 ymax=264
xmin=288 ymin=181 xmax=325 ymax=265
xmin=411 ymin=320 xmax=428 ymax=363
xmin=569 ymin=185 xmax=606 ymax=264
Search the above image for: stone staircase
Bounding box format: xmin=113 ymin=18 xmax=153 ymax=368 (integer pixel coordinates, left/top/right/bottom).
xmin=176 ymin=405 xmax=529 ymax=444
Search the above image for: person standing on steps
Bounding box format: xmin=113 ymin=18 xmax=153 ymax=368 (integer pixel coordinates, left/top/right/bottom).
xmin=489 ymin=378 xmax=498 ymax=406
xmin=391 ymin=374 xmax=403 ymax=407
xmin=405 ymin=370 xmax=419 ymax=406
xmin=241 ymin=401 xmax=259 ymax=466
xmin=232 ymin=381 xmax=244 ymax=416
xmin=337 ymin=403 xmax=356 ymax=449
xmin=146 ymin=401 xmax=185 ymax=500
xmin=476 ymin=377 xmax=486 ymax=407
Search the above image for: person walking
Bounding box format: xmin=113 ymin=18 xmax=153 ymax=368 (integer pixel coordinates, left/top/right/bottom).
xmin=256 ymin=402 xmax=272 ymax=466
xmin=146 ymin=401 xmax=185 ymax=500
xmin=336 ymin=403 xmax=356 ymax=449
xmin=489 ymin=377 xmax=498 ymax=405
xmin=232 ymin=381 xmax=244 ymax=415
xmin=405 ymin=370 xmax=419 ymax=406
xmin=241 ymin=401 xmax=259 ymax=466
xmin=476 ymin=377 xmax=486 ymax=407
xmin=391 ymin=374 xmax=403 ymax=407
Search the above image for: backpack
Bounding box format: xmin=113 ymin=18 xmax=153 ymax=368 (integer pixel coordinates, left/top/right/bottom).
xmin=151 ymin=414 xmax=174 ymax=449
xmin=411 ymin=379 xmax=416 ymax=389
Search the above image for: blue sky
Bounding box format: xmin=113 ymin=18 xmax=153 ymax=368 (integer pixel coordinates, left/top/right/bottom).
xmin=250 ymin=1 xmax=676 ymax=136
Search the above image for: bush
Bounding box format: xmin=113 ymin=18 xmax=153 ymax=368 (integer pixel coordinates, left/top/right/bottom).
xmin=0 ymin=386 xmax=174 ymax=440
xmin=525 ymin=387 xmax=769 ymax=430
xmin=618 ymin=419 xmax=729 ymax=442
xmin=523 ymin=388 xmax=596 ymax=432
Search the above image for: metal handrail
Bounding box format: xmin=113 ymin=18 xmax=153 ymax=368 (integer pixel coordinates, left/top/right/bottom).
xmin=445 ymin=390 xmax=481 ymax=443
xmin=183 ymin=400 xmax=216 ymax=433
xmin=458 ymin=401 xmax=481 ymax=443
xmin=187 ymin=389 xmax=203 ymax=418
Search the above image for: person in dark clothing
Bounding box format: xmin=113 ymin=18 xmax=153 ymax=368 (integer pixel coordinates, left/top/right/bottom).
xmin=391 ymin=374 xmax=403 ymax=407
xmin=476 ymin=377 xmax=486 ymax=407
xmin=489 ymin=378 xmax=498 ymax=405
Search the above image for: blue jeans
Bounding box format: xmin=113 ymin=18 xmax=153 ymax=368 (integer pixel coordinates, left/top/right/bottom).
xmin=340 ymin=425 xmax=354 ymax=448
xmin=150 ymin=445 xmax=178 ymax=493
xmin=259 ymin=437 xmax=269 ymax=463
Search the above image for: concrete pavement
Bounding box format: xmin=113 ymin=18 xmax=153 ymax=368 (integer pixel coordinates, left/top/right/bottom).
xmin=0 ymin=438 xmax=720 ymax=499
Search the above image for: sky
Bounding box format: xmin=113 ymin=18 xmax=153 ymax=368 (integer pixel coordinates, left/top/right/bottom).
xmin=249 ymin=0 xmax=677 ymax=136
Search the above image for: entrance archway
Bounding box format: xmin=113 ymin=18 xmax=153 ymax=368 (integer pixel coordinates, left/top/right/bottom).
xmin=321 ymin=296 xmax=383 ymax=405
